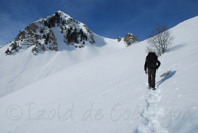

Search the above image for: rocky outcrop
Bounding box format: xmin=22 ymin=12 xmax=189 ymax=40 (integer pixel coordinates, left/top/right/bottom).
xmin=117 ymin=36 xmax=122 ymax=42
xmin=124 ymin=33 xmax=140 ymax=47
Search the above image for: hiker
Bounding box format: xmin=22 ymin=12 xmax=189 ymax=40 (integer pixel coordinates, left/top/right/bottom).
xmin=144 ymin=52 xmax=161 ymax=90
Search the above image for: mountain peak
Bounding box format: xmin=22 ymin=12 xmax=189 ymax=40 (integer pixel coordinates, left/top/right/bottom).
xmin=57 ymin=10 xmax=62 ymax=13
xmin=55 ymin=10 xmax=71 ymax=19
xmin=4 ymin=11 xmax=95 ymax=55
xmin=3 ymin=11 xmax=139 ymax=55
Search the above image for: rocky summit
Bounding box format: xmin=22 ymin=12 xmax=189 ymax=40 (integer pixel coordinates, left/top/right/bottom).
xmin=4 ymin=11 xmax=95 ymax=55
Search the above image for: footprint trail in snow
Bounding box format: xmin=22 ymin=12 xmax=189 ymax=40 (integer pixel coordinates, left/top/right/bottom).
xmin=134 ymin=88 xmax=169 ymax=133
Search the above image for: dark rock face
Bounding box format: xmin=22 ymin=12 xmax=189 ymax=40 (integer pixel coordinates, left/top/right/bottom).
xmin=124 ymin=33 xmax=140 ymax=47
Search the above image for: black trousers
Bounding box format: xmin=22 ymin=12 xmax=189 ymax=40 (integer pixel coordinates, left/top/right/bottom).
xmin=148 ymin=68 xmax=156 ymax=88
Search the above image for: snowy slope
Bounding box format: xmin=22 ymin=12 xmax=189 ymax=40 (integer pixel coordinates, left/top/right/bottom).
xmin=0 ymin=16 xmax=198 ymax=133
xmin=0 ymin=10 xmax=128 ymax=97
xmin=152 ymin=16 xmax=198 ymax=133
xmin=134 ymin=16 xmax=198 ymax=133
xmin=0 ymin=32 xmax=125 ymax=97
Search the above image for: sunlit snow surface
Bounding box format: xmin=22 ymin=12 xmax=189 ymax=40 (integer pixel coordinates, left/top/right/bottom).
xmin=0 ymin=16 xmax=198 ymax=133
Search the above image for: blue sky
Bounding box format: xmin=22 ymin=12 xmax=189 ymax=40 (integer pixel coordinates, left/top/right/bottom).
xmin=0 ymin=0 xmax=198 ymax=45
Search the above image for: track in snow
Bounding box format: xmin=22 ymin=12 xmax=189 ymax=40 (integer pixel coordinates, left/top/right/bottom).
xmin=134 ymin=88 xmax=169 ymax=133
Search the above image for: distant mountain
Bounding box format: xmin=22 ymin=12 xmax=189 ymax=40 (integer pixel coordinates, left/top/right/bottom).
xmin=4 ymin=11 xmax=139 ymax=55
xmin=4 ymin=11 xmax=96 ymax=55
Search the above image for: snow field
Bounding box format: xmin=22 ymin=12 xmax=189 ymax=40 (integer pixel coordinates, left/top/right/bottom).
xmin=0 ymin=16 xmax=198 ymax=133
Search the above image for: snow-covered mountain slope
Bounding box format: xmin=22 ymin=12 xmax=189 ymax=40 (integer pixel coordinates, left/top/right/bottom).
xmin=0 ymin=11 xmax=128 ymax=97
xmin=0 ymin=33 xmax=125 ymax=97
xmin=0 ymin=15 xmax=198 ymax=133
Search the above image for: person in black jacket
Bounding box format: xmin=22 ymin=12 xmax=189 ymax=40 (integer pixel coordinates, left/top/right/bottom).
xmin=144 ymin=52 xmax=161 ymax=90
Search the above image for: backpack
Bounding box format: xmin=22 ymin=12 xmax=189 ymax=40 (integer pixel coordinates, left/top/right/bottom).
xmin=146 ymin=52 xmax=158 ymax=68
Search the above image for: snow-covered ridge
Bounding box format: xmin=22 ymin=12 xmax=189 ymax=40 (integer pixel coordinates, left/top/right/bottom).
xmin=1 ymin=14 xmax=198 ymax=133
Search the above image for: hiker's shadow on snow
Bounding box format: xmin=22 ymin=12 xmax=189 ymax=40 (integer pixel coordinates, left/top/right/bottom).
xmin=156 ymin=70 xmax=176 ymax=87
